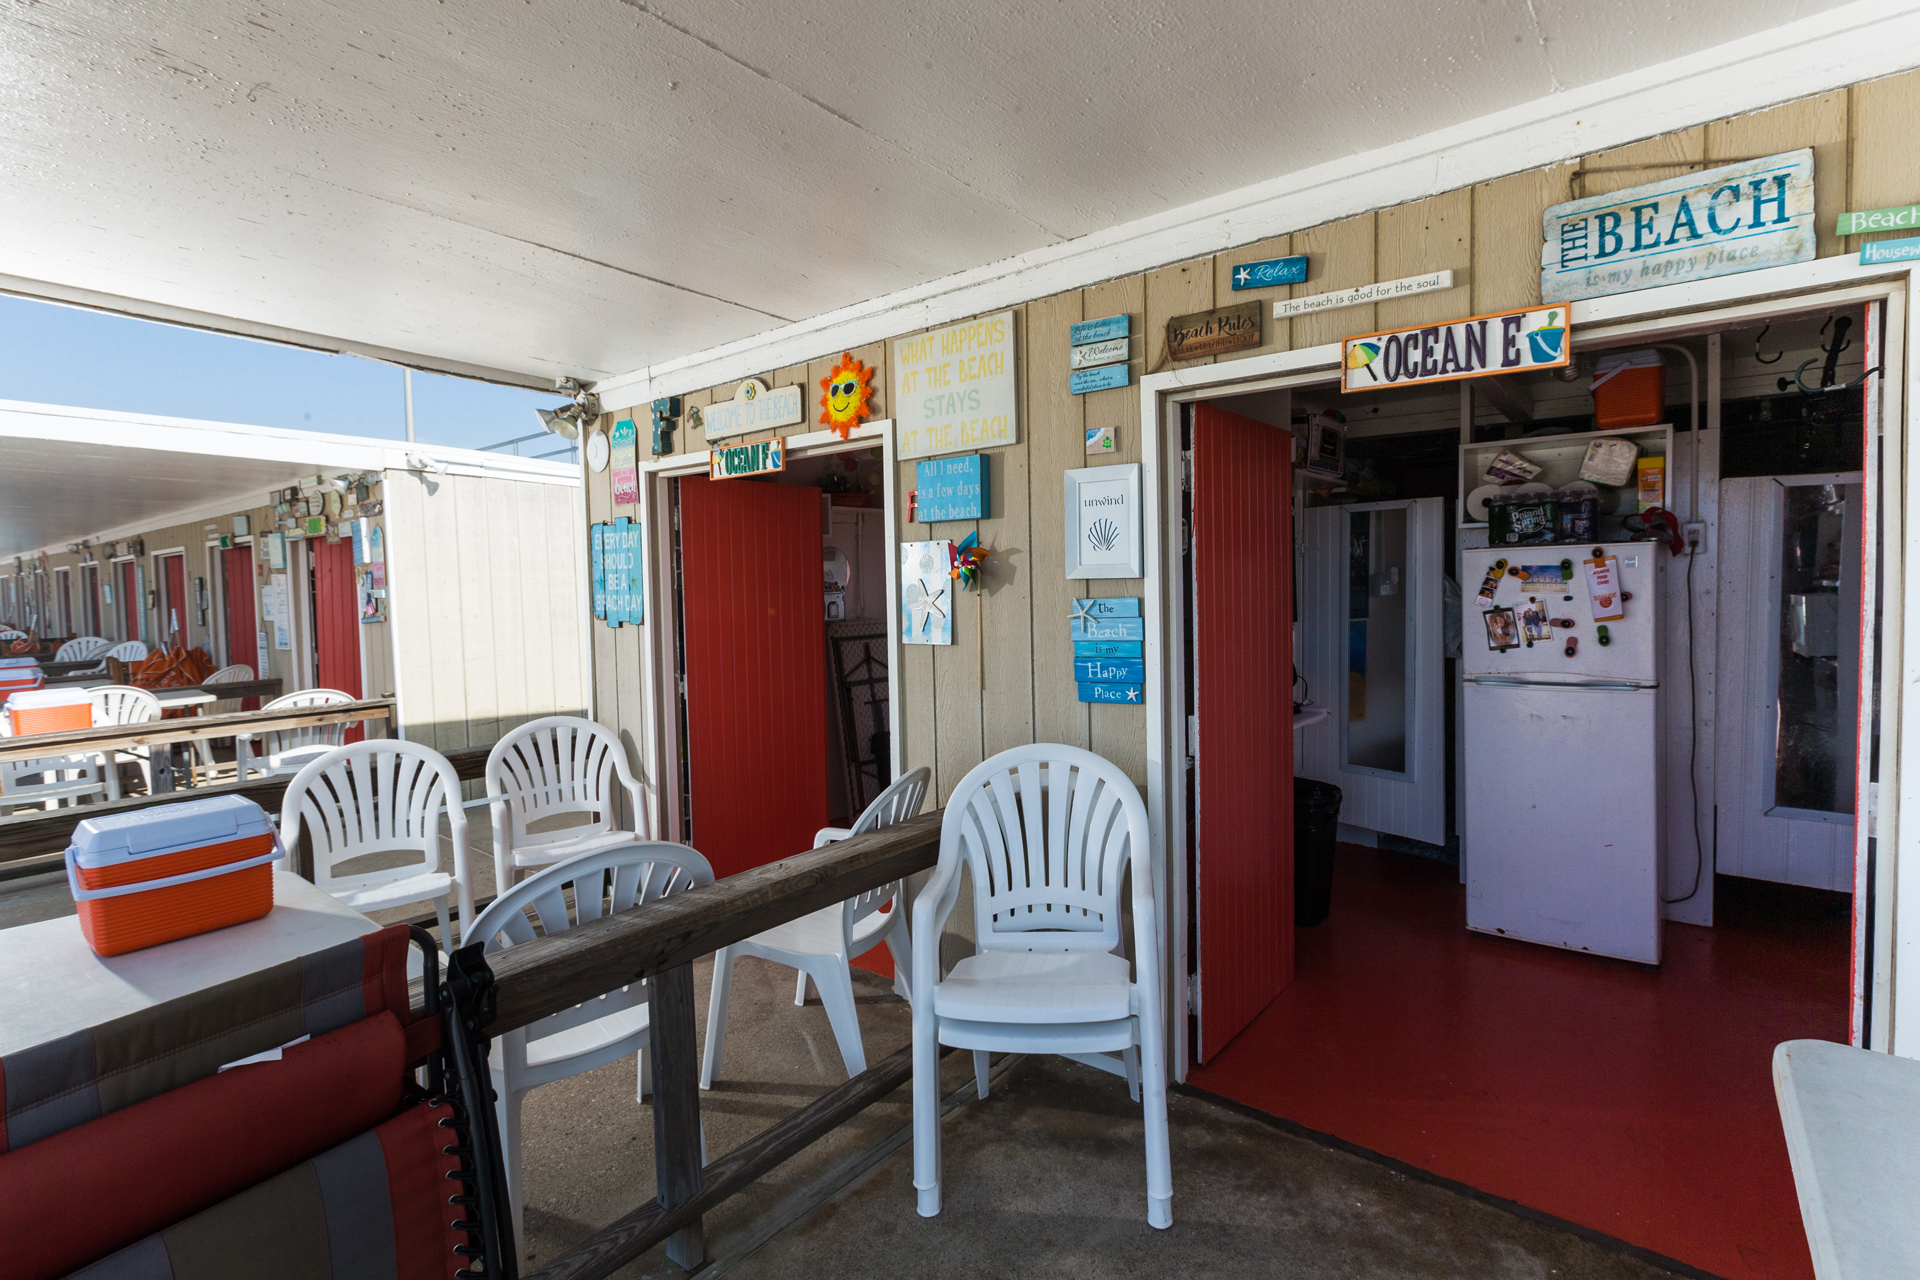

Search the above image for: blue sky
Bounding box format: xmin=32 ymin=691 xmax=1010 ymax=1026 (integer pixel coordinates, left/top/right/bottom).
xmin=0 ymin=293 xmax=564 ymax=453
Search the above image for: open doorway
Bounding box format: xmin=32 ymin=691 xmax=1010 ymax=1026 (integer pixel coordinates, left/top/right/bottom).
xmin=667 ymin=439 xmax=894 ymax=972
xmin=1169 ymin=298 xmax=1885 ymax=1280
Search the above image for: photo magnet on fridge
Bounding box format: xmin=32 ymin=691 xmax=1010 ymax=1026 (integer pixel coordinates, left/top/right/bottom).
xmin=1483 ymin=607 xmax=1519 ymax=652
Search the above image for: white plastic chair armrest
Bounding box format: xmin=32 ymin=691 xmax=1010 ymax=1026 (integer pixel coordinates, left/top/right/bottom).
xmin=812 ymin=826 xmax=854 ymax=849
xmin=911 ymin=856 xmax=965 ymax=999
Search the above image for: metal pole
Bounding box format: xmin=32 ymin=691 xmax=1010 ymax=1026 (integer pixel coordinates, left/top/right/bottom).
xmin=404 ymin=368 xmax=416 ymax=443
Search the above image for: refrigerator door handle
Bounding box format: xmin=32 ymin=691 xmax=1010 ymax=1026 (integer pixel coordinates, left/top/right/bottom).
xmin=1466 ymin=676 xmax=1653 ymax=692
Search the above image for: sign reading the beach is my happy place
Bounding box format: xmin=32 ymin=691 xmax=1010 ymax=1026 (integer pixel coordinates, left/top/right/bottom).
xmin=894 ymin=311 xmax=1018 ymax=459
xmin=1540 ymin=149 xmax=1815 ymax=303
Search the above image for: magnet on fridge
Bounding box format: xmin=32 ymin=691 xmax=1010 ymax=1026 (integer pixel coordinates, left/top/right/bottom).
xmin=1621 ymin=591 xmax=1633 ymax=603
xmin=1550 ymin=617 xmax=1575 ymax=628
xmin=1596 ymin=624 xmax=1611 ymax=647
xmin=1484 ymin=607 xmax=1519 ymax=651
xmin=1560 ymin=558 xmax=1574 ymax=576
xmin=1563 ymin=595 xmax=1573 ymax=602
xmin=1565 ymin=636 xmax=1579 ymax=658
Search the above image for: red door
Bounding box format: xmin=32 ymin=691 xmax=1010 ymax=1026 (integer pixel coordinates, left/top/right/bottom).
xmin=159 ymin=555 xmax=187 ymax=644
xmin=679 ymin=476 xmax=828 ymax=881
xmin=223 ymin=546 xmax=261 ymax=708
xmin=1192 ymin=402 xmax=1295 ymax=1063
xmin=311 ymin=538 xmax=363 ymax=739
xmin=120 ymin=561 xmax=140 ymax=644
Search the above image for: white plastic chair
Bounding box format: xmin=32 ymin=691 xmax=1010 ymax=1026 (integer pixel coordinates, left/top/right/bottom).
xmin=485 ymin=716 xmax=652 ymax=893
xmin=0 ymin=630 xmax=25 ymax=642
xmin=701 ymin=766 xmax=930 ymax=1090
xmin=280 ymin=740 xmax=473 ymax=945
xmin=236 ymin=688 xmax=355 ymax=782
xmin=464 ymin=841 xmax=713 ymax=1249
xmin=911 ymin=744 xmax=1171 ymax=1229
xmin=88 ymin=684 xmax=162 ymax=792
xmin=86 ymin=639 xmax=148 ymax=674
xmin=0 ymin=752 xmax=113 ymax=813
xmin=53 ymin=637 xmax=111 ymax=663
xmin=193 ymin=664 xmax=256 ymax=778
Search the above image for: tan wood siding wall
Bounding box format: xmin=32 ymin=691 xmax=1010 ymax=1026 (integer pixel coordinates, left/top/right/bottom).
xmin=588 ymin=73 xmax=1920 ymax=810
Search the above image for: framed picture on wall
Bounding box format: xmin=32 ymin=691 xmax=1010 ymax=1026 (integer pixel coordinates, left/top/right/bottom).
xmin=1063 ymin=463 xmax=1143 ymax=579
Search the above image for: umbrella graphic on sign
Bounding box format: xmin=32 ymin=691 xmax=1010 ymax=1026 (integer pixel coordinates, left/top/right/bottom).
xmin=1345 ymin=340 xmax=1382 ymax=383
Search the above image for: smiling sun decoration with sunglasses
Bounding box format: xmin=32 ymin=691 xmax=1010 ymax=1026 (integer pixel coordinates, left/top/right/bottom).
xmin=819 ymin=352 xmax=874 ymax=440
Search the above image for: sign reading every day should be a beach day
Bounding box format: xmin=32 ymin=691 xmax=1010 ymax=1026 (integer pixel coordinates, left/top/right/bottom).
xmin=1341 ymin=307 xmax=1569 ymax=392
xmin=1540 ymin=149 xmax=1814 ymax=303
xmin=894 ymin=311 xmax=1018 ymax=459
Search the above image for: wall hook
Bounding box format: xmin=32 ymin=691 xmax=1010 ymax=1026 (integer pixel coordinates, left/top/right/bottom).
xmin=1819 ymin=312 xmax=1853 ymax=359
xmin=1753 ymin=323 xmax=1783 ymax=365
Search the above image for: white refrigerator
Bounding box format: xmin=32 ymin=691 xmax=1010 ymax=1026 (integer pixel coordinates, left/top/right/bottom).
xmin=1460 ymin=546 xmax=1665 ymax=964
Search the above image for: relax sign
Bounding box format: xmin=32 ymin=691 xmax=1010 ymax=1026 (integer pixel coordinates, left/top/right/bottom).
xmin=1541 ymin=149 xmax=1814 ymax=303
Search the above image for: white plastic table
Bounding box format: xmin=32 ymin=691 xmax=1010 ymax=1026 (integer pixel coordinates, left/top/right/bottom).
xmin=0 ymin=868 xmax=378 ymax=1055
xmin=1773 ymin=1038 xmax=1920 ymax=1279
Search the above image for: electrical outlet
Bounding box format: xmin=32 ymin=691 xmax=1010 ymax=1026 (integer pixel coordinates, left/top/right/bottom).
xmin=1684 ymin=523 xmax=1707 ymax=555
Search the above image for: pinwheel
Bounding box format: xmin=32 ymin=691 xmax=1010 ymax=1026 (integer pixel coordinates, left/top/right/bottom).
xmin=949 ymin=532 xmax=988 ymax=591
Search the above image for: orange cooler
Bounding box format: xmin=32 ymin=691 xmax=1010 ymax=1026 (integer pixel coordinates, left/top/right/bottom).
xmin=0 ymin=657 xmax=43 ymax=700
xmin=7 ymin=685 xmax=92 ymax=735
xmin=65 ymin=796 xmax=282 ymax=956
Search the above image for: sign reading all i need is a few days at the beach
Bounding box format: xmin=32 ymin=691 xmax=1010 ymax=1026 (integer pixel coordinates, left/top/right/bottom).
xmin=894 ymin=311 xmax=1018 ymax=459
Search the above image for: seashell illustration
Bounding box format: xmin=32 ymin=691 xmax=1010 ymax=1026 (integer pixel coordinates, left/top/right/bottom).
xmin=1088 ymin=518 xmax=1121 ymax=552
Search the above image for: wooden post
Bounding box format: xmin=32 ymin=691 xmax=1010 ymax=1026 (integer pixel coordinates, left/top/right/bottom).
xmin=648 ymin=963 xmax=704 ymax=1270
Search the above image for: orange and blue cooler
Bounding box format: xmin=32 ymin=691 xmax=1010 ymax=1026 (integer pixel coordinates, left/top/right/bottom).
xmin=0 ymin=656 xmax=43 ymax=700
xmin=65 ymin=795 xmax=282 ymax=956
xmin=6 ymin=684 xmax=92 ymax=735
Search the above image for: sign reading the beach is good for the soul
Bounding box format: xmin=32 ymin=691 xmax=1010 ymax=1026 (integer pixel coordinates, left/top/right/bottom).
xmin=893 ymin=311 xmax=1018 ymax=459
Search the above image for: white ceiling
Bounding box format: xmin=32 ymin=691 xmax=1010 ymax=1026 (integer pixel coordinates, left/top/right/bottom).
xmin=0 ymin=0 xmax=1869 ymax=390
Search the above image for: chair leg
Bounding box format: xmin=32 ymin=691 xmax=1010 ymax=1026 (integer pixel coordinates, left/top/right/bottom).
xmin=434 ymin=895 xmax=453 ymax=957
xmin=809 ymin=960 xmax=868 ymax=1078
xmin=1124 ymin=1043 xmax=1141 ymax=1103
xmin=699 ymin=946 xmax=734 ymax=1091
xmin=1139 ymin=1024 xmax=1173 ymax=1230
xmin=912 ymin=1013 xmax=941 ymax=1218
xmin=496 ymin=1080 xmax=527 ymax=1255
xmin=794 ymin=969 xmax=809 ymax=1006
xmin=973 ymin=1051 xmax=991 ymax=1100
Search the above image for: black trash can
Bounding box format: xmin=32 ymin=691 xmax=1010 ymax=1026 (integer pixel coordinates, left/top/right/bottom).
xmin=1293 ymin=778 xmax=1344 ymax=928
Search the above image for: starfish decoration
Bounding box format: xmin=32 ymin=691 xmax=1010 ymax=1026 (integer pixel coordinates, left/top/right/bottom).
xmin=906 ymin=579 xmax=947 ymax=638
xmin=1234 ymin=266 xmax=1251 ymax=286
xmin=1069 ymin=599 xmax=1100 ymax=626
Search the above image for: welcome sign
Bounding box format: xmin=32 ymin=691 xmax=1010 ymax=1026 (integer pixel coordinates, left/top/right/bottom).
xmin=1541 ymin=149 xmax=1814 ymax=303
xmin=1341 ymin=307 xmax=1568 ymax=392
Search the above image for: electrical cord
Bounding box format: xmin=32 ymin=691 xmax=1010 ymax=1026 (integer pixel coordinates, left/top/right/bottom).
xmin=1666 ymin=543 xmax=1704 ymax=904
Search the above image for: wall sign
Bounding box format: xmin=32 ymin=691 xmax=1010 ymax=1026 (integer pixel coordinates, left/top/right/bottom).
xmin=597 ymin=517 xmax=643 ymax=627
xmin=709 ymin=435 xmax=786 ymax=480
xmin=895 ymin=311 xmax=1018 ymax=459
xmin=1063 ymin=463 xmax=1143 ymax=579
xmin=900 ymin=540 xmax=954 ymax=646
xmin=590 ymin=524 xmax=608 ymax=620
xmin=702 ymin=379 xmax=803 ymax=440
xmin=1541 ymin=148 xmax=1814 ymax=303
xmin=1071 ymin=598 xmax=1143 ymax=704
xmin=611 ymin=417 xmax=639 ymax=506
xmin=1341 ymin=306 xmax=1568 ymax=392
xmin=819 ymin=353 xmax=876 ymax=440
xmin=1069 ymin=336 xmax=1129 ymax=370
xmin=1165 ymin=301 xmax=1261 ymax=360
xmin=1086 ymin=425 xmax=1116 ymax=455
xmin=1861 ymin=235 xmax=1920 ymax=265
xmin=1230 ymin=255 xmax=1308 ymax=290
xmin=1070 ymin=364 xmax=1130 ymax=395
xmin=650 ymin=397 xmax=682 ymax=455
xmin=1275 ymin=270 xmax=1452 ymax=319
xmin=1069 ymin=314 xmax=1129 ymax=346
xmin=915 ymin=455 xmax=988 ymax=522
xmin=1838 ymin=202 xmax=1920 ymax=236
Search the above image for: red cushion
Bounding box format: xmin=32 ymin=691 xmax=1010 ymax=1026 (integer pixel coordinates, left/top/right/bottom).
xmin=0 ymin=1012 xmax=407 ymax=1280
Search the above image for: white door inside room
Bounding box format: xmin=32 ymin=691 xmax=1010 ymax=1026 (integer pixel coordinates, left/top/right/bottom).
xmin=1297 ymin=498 xmax=1446 ymax=845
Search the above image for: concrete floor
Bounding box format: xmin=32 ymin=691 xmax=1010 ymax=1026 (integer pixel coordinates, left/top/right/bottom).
xmin=2 ymin=826 xmax=1692 ymax=1280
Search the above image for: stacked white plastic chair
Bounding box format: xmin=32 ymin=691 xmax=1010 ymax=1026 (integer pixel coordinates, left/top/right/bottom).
xmin=88 ymin=685 xmax=162 ymax=793
xmin=235 ymin=687 xmax=355 ymax=781
xmin=0 ymin=703 xmax=114 ymax=814
xmin=701 ymin=766 xmax=930 ymax=1089
xmin=279 ymin=740 xmax=473 ymax=944
xmin=911 ymin=743 xmax=1172 ymax=1228
xmin=193 ymin=664 xmax=256 ymax=779
xmin=485 ymin=716 xmax=651 ymax=893
xmin=464 ymin=842 xmax=713 ymax=1251
xmin=87 ymin=639 xmax=148 ymax=674
xmin=52 ymin=636 xmax=111 ymax=664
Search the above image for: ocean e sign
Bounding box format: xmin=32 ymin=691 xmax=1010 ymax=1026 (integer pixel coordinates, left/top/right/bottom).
xmin=1342 ymin=307 xmax=1568 ymax=392
xmin=894 ymin=311 xmax=1018 ymax=459
xmin=709 ymin=435 xmax=785 ymax=480
xmin=1541 ymin=148 xmax=1814 ymax=303
xmin=915 ymin=455 xmax=988 ymax=522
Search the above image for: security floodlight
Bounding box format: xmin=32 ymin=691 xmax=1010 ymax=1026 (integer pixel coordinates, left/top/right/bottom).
xmin=536 ymin=376 xmax=601 ymax=441
xmin=535 ymin=407 xmax=581 ymax=440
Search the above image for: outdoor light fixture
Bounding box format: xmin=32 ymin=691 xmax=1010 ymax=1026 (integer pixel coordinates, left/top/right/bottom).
xmin=404 ymin=452 xmax=447 ymax=475
xmin=534 ymin=376 xmax=601 ymax=441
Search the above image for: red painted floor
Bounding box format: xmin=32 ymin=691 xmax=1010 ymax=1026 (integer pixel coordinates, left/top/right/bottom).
xmin=1188 ymin=846 xmax=1850 ymax=1280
